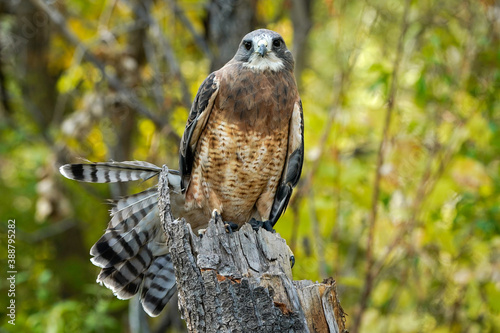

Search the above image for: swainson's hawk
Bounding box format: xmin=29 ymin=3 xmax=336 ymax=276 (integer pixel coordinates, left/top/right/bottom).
xmin=60 ymin=29 xmax=304 ymax=316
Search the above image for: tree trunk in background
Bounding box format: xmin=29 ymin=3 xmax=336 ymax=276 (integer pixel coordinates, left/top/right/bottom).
xmin=291 ymin=0 xmax=313 ymax=87
xmin=206 ymin=0 xmax=257 ymax=72
xmin=0 ymin=43 xmax=11 ymax=118
xmin=13 ymin=2 xmax=58 ymax=133
xmin=0 ymin=0 xmax=14 ymax=117
xmin=158 ymin=168 xmax=347 ymax=333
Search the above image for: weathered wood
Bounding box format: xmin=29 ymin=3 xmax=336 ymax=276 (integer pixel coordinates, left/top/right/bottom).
xmin=159 ymin=166 xmax=347 ymax=332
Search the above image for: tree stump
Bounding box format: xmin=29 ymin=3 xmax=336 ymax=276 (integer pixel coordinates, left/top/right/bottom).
xmin=158 ymin=166 xmax=347 ymax=332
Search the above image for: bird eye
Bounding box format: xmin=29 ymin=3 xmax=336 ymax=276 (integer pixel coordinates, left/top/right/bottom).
xmin=243 ymin=41 xmax=252 ymax=50
xmin=273 ymin=39 xmax=281 ymax=48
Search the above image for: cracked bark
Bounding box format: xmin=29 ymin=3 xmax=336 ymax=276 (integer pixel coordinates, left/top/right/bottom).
xmin=158 ymin=166 xmax=347 ymax=332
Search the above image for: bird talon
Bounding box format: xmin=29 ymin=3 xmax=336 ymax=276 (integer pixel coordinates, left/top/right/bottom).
xmin=249 ymin=218 xmax=275 ymax=232
xmin=198 ymin=228 xmax=206 ymax=238
xmin=290 ymin=255 xmax=295 ymax=268
xmin=263 ymin=221 xmax=275 ymax=233
xmin=212 ymin=209 xmax=221 ymax=220
xmin=224 ymin=221 xmax=238 ymax=234
xmin=249 ymin=218 xmax=262 ymax=231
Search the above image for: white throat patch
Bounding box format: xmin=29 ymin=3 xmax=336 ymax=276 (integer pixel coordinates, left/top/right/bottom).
xmin=244 ymin=52 xmax=285 ymax=72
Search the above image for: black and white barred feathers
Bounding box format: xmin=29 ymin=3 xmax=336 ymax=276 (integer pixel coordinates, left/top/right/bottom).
xmin=59 ymin=161 xmax=181 ymax=316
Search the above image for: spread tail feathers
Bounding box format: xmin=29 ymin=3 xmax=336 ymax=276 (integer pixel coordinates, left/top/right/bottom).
xmin=59 ymin=161 xmax=182 ymax=316
xmin=92 ymin=190 xmax=176 ymax=317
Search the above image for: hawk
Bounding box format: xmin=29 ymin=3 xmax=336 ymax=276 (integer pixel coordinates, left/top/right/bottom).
xmin=60 ymin=29 xmax=304 ymax=317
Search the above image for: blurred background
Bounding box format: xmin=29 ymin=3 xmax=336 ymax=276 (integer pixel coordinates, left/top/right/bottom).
xmin=1 ymin=0 xmax=499 ymax=332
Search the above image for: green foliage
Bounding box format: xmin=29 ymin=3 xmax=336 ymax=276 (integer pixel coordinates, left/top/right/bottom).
xmin=1 ymin=0 xmax=499 ymax=332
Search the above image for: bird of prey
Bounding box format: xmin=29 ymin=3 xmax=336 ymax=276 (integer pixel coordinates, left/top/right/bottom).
xmin=60 ymin=29 xmax=304 ymax=317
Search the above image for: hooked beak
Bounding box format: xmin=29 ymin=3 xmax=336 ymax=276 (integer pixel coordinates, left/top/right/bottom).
xmin=257 ymin=40 xmax=268 ymax=57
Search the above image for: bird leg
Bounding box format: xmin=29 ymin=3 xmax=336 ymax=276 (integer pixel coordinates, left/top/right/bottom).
xmin=224 ymin=221 xmax=238 ymax=234
xmin=248 ymin=218 xmax=275 ymax=232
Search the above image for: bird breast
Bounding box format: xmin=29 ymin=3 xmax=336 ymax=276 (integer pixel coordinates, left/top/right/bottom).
xmin=185 ymin=66 xmax=296 ymax=225
xmin=193 ymin=110 xmax=288 ymax=224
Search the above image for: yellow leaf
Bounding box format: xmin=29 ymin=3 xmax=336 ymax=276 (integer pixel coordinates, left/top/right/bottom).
xmin=450 ymin=157 xmax=492 ymax=192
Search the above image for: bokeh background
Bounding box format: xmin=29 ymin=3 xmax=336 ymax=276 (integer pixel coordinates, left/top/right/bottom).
xmin=1 ymin=0 xmax=499 ymax=332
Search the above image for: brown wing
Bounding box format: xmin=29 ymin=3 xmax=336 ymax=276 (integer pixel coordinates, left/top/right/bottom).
xmin=179 ymin=73 xmax=219 ymax=192
xmin=268 ymin=99 xmax=304 ymax=226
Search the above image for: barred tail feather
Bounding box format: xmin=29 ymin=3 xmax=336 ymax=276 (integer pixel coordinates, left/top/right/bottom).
xmin=110 ymin=187 xmax=158 ymax=215
xmin=91 ymin=206 xmax=159 ymax=268
xmin=98 ymin=247 xmax=154 ymax=298
xmin=108 ymin=191 xmax=159 ymax=231
xmin=59 ymin=161 xmax=161 ymax=183
xmin=141 ymin=255 xmax=177 ymax=317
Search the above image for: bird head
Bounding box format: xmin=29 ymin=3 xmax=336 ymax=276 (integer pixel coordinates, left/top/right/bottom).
xmin=233 ymin=29 xmax=294 ymax=72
